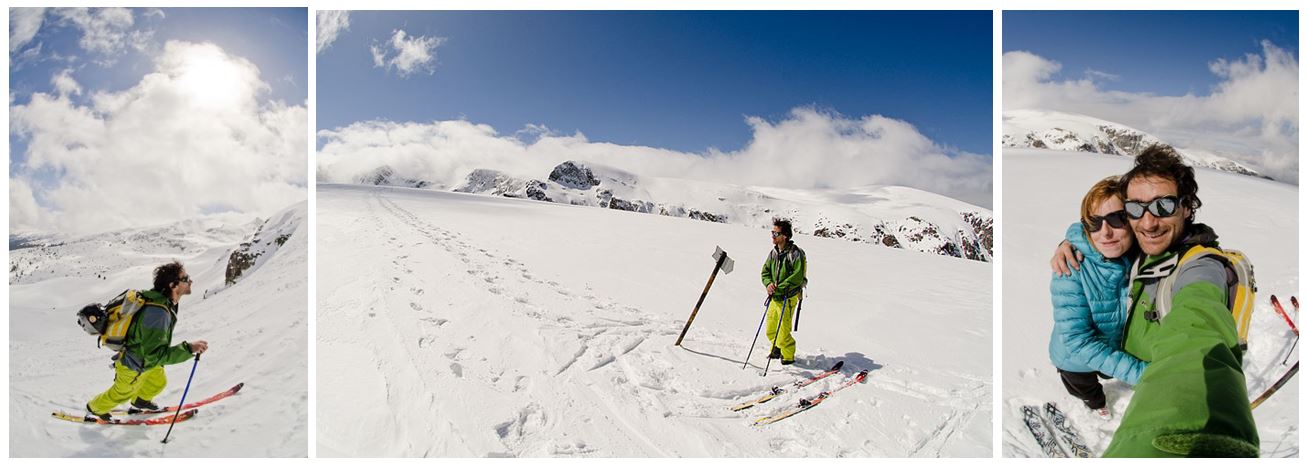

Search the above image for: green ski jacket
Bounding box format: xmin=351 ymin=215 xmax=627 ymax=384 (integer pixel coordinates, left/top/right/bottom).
xmin=121 ymin=290 xmax=194 ymax=372
xmin=762 ymin=241 xmax=806 ymax=300
xmin=1103 ymin=224 xmax=1259 ymax=457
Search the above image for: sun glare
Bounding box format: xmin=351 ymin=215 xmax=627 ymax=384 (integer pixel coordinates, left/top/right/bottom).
xmin=174 ymin=49 xmax=247 ymax=109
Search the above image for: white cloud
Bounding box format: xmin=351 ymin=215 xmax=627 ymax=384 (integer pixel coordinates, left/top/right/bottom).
xmin=49 ymin=7 xmax=154 ymax=62
xmin=316 ymin=11 xmax=350 ymax=54
xmin=10 ymin=41 xmax=307 ymax=234
xmin=10 ymin=7 xmax=46 ymax=53
xmin=317 ymin=107 xmax=993 ymax=208
xmin=50 ymin=68 xmax=80 ymax=97
xmin=1003 ymin=41 xmax=1299 ymax=183
xmin=370 ymin=29 xmax=445 ymax=77
xmin=9 ymin=178 xmax=45 ymax=232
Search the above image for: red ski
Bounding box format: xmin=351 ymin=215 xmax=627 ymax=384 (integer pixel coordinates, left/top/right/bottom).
xmin=113 ymin=382 xmax=244 ymax=416
xmin=1271 ymin=296 xmax=1298 ymax=335
xmin=730 ymin=361 xmax=843 ymax=411
xmin=754 ymin=369 xmax=869 ymax=425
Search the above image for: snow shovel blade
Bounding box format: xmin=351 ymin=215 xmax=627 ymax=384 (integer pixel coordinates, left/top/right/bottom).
xmin=713 ymin=246 xmax=734 ymax=274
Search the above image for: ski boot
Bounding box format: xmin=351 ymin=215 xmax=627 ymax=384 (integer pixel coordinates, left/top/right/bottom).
xmin=130 ymin=398 xmax=161 ymax=414
xmin=768 ymin=347 xmax=782 ymax=359
xmin=85 ymin=404 xmax=111 ymax=422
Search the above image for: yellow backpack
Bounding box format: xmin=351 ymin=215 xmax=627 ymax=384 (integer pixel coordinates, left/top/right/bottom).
xmin=77 ymin=290 xmax=170 ymax=351
xmin=1153 ymin=245 xmax=1256 ymax=350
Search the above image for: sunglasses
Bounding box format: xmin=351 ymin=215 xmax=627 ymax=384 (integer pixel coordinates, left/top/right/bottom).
xmin=771 ymin=231 xmax=782 ymax=237
xmin=1124 ymin=196 xmax=1180 ymax=220
xmin=179 ymin=276 xmax=192 ymax=284
xmin=1083 ymin=210 xmax=1128 ymax=233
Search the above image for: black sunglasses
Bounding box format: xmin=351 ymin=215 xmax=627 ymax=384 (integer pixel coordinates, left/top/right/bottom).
xmin=178 ymin=276 xmax=192 ymax=284
xmin=1083 ymin=210 xmax=1128 ymax=233
xmin=1124 ymin=196 xmax=1180 ymax=220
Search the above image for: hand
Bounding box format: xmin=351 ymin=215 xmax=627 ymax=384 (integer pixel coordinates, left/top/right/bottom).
xmin=189 ymin=340 xmax=209 ymax=355
xmin=767 ymin=283 xmax=776 ymax=295
xmin=1050 ymin=240 xmax=1083 ymax=276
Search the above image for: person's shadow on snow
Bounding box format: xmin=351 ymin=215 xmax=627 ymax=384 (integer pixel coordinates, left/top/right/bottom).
xmin=796 ymin=352 xmax=882 ymax=376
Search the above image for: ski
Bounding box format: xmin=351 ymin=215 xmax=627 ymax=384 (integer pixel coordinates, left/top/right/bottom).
xmin=114 ymin=382 xmax=244 ymax=416
xmin=752 ymin=369 xmax=868 ymax=426
xmin=1021 ymin=405 xmax=1067 ymax=457
xmin=1271 ymin=296 xmax=1298 ymax=335
xmin=52 ymin=409 xmax=198 ymax=426
xmin=730 ymin=361 xmax=843 ymax=412
xmin=1251 ymin=361 xmax=1299 ymax=410
xmin=1043 ymin=402 xmax=1093 ymax=457
xmin=1293 ymin=296 xmax=1300 ymax=311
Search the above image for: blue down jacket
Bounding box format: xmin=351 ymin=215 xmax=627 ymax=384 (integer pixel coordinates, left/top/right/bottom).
xmin=1048 ymin=222 xmax=1146 ymax=385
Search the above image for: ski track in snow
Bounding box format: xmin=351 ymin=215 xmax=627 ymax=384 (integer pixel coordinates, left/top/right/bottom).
xmin=317 ymin=185 xmax=993 ymax=457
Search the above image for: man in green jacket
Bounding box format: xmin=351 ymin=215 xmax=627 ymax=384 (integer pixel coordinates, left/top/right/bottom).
xmin=1101 ymin=145 xmax=1259 ymax=457
xmin=86 ymin=261 xmax=209 ymax=420
xmin=761 ymin=218 xmax=806 ymax=365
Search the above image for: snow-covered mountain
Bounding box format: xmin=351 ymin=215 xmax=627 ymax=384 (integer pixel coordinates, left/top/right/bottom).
xmin=1002 ymin=148 xmax=1297 ymax=457
xmin=9 ymin=202 xmax=308 ymax=457
xmin=318 ymin=183 xmax=992 ymax=457
xmin=356 ymin=160 xmax=992 ymax=262
xmin=1002 ymin=109 xmax=1270 ymax=180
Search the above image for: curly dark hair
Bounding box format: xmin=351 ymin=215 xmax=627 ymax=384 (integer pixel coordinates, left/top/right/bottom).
xmin=152 ymin=260 xmax=186 ymax=293
xmin=1119 ymin=144 xmax=1201 ymax=224
xmin=772 ymin=218 xmax=793 ymax=239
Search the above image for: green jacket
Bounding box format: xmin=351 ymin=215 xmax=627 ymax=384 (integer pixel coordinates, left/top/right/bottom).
xmin=1103 ymin=224 xmax=1259 ymax=457
xmin=762 ymin=241 xmax=806 ymax=300
xmin=121 ymin=290 xmax=193 ymax=372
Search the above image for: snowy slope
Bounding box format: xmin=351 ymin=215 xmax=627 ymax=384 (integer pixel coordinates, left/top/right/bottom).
xmin=1001 ymin=149 xmax=1298 ymax=457
xmin=317 ymin=183 xmax=992 ymax=457
xmin=393 ymin=160 xmax=992 ymax=262
xmin=9 ymin=202 xmax=308 ymax=457
xmin=1002 ymin=109 xmax=1269 ymax=179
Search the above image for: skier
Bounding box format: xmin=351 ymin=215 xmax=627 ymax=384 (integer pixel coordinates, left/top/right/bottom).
xmin=761 ymin=218 xmax=806 ymax=366
xmin=85 ymin=261 xmax=209 ymax=420
xmin=1053 ymin=145 xmax=1258 ymax=457
xmin=1048 ymin=176 xmax=1146 ymax=420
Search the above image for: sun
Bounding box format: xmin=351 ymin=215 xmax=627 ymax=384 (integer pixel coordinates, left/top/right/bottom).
xmin=171 ymin=45 xmax=251 ymax=109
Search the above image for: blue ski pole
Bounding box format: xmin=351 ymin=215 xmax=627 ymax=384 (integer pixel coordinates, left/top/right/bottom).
xmin=162 ymin=353 xmax=200 ymax=444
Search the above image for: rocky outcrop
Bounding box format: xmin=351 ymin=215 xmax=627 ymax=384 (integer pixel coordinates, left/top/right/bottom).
xmin=357 ymin=165 xmax=431 ymax=189
xmin=548 ymin=161 xmax=601 ymax=190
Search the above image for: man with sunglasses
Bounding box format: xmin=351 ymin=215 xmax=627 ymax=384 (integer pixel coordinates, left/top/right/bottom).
xmin=86 ymin=261 xmax=209 ymax=421
xmin=761 ymin=218 xmax=806 ymax=366
xmin=1055 ymin=145 xmax=1258 ymax=457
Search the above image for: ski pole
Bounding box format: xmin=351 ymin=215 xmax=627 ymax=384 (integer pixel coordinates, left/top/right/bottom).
xmin=762 ymin=297 xmax=790 ymax=376
xmin=1283 ymin=337 xmax=1299 ymax=366
xmin=162 ymin=353 xmax=201 ymax=444
xmin=1251 ymin=361 xmax=1298 ymax=409
xmin=741 ymin=296 xmax=771 ymax=369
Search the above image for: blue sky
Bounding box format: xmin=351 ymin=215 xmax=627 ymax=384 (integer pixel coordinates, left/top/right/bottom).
xmin=317 ymin=11 xmax=993 ymax=156
xmin=10 ymin=8 xmax=308 ymax=234
xmin=1004 ymin=10 xmax=1298 ymax=96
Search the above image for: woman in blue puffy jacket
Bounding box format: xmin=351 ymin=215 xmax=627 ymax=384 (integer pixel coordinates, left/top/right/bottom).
xmin=1048 ymin=176 xmax=1146 ymax=419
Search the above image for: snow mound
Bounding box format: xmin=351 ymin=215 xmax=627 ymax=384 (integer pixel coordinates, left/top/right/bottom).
xmin=1002 ymin=109 xmax=1269 ymax=179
